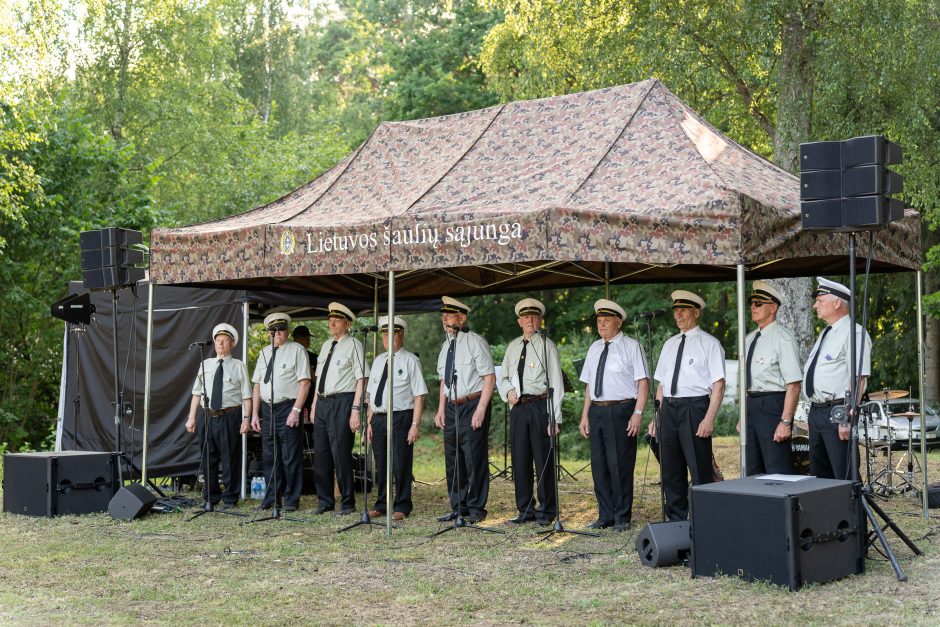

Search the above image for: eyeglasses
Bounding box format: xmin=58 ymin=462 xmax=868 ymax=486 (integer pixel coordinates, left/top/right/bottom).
xmin=749 ymin=302 xmax=768 ymax=308
xmin=268 ymin=322 xmax=288 ymax=332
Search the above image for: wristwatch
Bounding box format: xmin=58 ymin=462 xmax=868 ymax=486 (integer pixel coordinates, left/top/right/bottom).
xmin=780 ymin=418 xmax=792 ymax=426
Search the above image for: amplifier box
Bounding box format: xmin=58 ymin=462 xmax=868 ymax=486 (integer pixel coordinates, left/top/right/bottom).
xmin=690 ymin=476 xmax=864 ymax=590
xmin=3 ymin=451 xmax=118 ymax=517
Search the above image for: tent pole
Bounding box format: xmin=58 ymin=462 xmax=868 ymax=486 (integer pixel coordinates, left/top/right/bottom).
xmin=604 ymin=262 xmax=610 ymax=299
xmin=737 ymin=265 xmax=747 ymax=476
xmin=916 ymin=270 xmax=928 ymax=518
xmin=241 ymin=300 xmax=249 ymax=501
xmin=387 ymin=271 xmax=395 ymax=537
xmin=142 ymin=281 xmax=155 ymax=484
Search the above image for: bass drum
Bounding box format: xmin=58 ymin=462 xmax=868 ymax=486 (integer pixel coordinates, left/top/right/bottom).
xmin=790 ymin=435 xmax=811 ymax=475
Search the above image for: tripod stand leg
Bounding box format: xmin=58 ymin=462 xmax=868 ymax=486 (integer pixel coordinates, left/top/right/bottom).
xmin=864 ymin=493 xmax=922 ymax=556
xmin=860 ymin=494 xmax=907 ymax=582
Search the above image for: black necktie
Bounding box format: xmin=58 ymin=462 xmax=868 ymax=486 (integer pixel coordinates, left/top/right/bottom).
xmin=210 ymin=359 xmax=224 ymax=410
xmin=594 ymin=341 xmax=610 ymax=399
xmin=375 ymin=356 xmax=390 ymax=408
xmin=745 ymin=331 xmax=761 ymax=391
xmin=318 ymin=340 xmax=337 ymax=394
xmin=263 ymin=346 xmax=278 ymax=384
xmin=518 ymin=339 xmax=528 ymax=396
xmin=670 ymin=334 xmax=686 ymax=396
xmin=444 ymin=338 xmax=456 ymax=387
xmin=805 ymin=326 xmax=832 ymax=398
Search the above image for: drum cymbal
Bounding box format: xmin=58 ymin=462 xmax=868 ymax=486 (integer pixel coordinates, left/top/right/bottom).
xmin=867 ymin=389 xmax=908 ymax=401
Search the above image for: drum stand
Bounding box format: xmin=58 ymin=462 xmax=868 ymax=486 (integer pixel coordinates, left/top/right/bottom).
xmin=892 ymin=414 xmax=922 ymax=497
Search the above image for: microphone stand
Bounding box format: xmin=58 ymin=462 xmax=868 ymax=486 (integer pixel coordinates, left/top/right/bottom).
xmin=432 ymin=325 xmax=502 ymax=537
xmin=638 ymin=314 xmax=667 ymax=521
xmin=339 ymin=328 xmax=387 ymax=533
xmin=536 ymin=329 xmax=598 ymax=540
xmin=188 ymin=344 xmax=246 ymax=520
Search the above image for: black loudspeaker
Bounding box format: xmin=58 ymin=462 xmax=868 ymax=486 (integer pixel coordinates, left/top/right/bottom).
xmin=108 ymin=483 xmax=157 ymax=520
xmin=3 ymin=451 xmax=117 ymax=517
xmin=636 ymin=521 xmax=691 ymax=567
xmin=690 ymin=477 xmax=864 ymax=590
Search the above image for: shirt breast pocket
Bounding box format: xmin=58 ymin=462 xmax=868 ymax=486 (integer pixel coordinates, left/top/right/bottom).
xmin=607 ymin=355 xmax=626 ymax=374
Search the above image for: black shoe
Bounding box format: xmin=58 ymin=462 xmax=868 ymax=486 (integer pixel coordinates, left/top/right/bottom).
xmin=258 ymin=501 xmax=274 ymax=511
xmin=586 ymin=520 xmax=613 ymax=530
xmin=466 ymin=513 xmax=486 ymax=524
xmin=337 ymin=507 xmax=355 ymax=516
xmin=313 ymin=505 xmax=334 ymax=515
xmin=613 ymin=521 xmax=631 ymax=532
xmin=283 ymin=505 xmax=298 ymax=513
xmin=536 ymin=519 xmax=552 ymax=527
xmin=507 ymin=514 xmax=535 ymax=525
xmin=218 ymin=502 xmax=237 ymax=511
xmin=436 ymin=511 xmax=458 ymax=522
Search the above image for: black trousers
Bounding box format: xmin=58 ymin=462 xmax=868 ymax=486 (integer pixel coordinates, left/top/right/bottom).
xmin=588 ymin=400 xmax=637 ymax=525
xmin=510 ymin=401 xmax=557 ymax=522
xmin=371 ymin=409 xmax=414 ymax=515
xmin=196 ymin=407 xmax=242 ymax=505
xmin=808 ymin=405 xmax=857 ymax=480
xmin=260 ymin=399 xmax=303 ymax=508
xmin=660 ymin=396 xmax=713 ymax=521
xmin=313 ymin=393 xmax=356 ymax=511
xmin=443 ymin=397 xmax=491 ymax=518
xmin=745 ymin=392 xmax=794 ymax=475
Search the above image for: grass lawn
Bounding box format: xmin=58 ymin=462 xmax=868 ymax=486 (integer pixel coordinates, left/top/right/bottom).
xmin=1 ymin=436 xmax=938 ymax=625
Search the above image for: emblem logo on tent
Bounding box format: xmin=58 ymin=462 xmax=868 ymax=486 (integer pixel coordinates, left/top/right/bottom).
xmin=279 ymin=230 xmax=295 ymax=255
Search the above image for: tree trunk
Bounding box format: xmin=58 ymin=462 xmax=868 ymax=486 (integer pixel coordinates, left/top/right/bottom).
xmin=767 ymin=1 xmax=823 ymax=356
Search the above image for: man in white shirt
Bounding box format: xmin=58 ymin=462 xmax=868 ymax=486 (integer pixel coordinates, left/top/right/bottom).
xmin=367 ymin=316 xmax=427 ymax=521
xmin=311 ymin=302 xmax=368 ymax=515
xmin=497 ymin=298 xmax=564 ymax=526
xmin=802 ymin=277 xmax=871 ymax=480
xmin=434 ymin=296 xmax=496 ymax=524
xmin=651 ymin=290 xmax=725 ymax=521
xmin=187 ymin=323 xmax=252 ymax=509
xmin=250 ymin=313 xmax=311 ymax=512
xmin=579 ymin=299 xmax=649 ymax=531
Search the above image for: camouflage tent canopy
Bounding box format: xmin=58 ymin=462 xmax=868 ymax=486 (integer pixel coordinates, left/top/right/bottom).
xmin=150 ymin=79 xmax=920 ymax=299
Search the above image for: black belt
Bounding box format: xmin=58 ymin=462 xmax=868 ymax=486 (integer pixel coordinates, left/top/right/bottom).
xmin=811 ymin=398 xmax=844 ymax=409
xmin=208 ymin=406 xmax=240 ymax=417
xmin=319 ymin=392 xmax=354 ymax=399
xmin=592 ymin=398 xmax=635 ymax=407
xmin=747 ymin=391 xmax=785 ymax=398
xmin=270 ymin=399 xmax=296 ymax=408
xmin=662 ymin=395 xmax=709 ymax=405
xmin=516 ymin=392 xmax=549 ymax=405
xmin=373 ymin=409 xmax=413 ymax=417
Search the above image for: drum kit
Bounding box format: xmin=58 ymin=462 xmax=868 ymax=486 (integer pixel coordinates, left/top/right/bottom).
xmin=862 ymin=389 xmax=922 ymax=498
xmin=789 ymin=388 xmax=923 ymax=498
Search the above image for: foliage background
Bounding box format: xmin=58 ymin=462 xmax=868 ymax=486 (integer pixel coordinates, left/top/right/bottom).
xmin=2 ymin=0 xmax=939 ymax=452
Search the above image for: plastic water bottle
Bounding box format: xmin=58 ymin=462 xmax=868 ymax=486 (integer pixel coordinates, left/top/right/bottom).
xmin=256 ymin=475 xmax=267 ymax=500
xmin=250 ymin=476 xmax=260 ymax=500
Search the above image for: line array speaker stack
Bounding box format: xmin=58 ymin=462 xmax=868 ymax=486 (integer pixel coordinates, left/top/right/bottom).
xmin=79 ymin=227 xmax=146 ymax=290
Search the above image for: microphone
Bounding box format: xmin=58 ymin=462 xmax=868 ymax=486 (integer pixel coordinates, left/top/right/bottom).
xmin=357 ymin=325 xmax=379 ymax=333
xmin=189 ymin=340 xmax=211 ymax=348
xmin=538 ymin=327 xmax=553 ymax=337
xmin=634 ymin=309 xmax=670 ymax=320
xmin=448 ymin=324 xmax=470 ymax=333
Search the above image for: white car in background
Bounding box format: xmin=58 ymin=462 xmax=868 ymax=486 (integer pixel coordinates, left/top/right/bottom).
xmin=861 ymin=398 xmax=940 ymax=449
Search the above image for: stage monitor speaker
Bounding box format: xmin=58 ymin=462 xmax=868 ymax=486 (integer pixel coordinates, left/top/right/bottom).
xmin=3 ymin=451 xmax=117 ymax=517
xmin=690 ymin=476 xmax=864 ymax=590
xmin=636 ymin=521 xmax=691 ymax=568
xmin=109 ymin=483 xmax=157 ymax=520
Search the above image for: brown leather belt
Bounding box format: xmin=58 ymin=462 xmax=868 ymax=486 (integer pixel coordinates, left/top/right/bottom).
xmin=592 ymin=398 xmax=634 ymax=407
xmin=516 ymin=392 xmax=549 ymax=405
xmin=448 ymin=391 xmax=483 ymax=406
xmin=209 ymin=407 xmax=240 ymax=417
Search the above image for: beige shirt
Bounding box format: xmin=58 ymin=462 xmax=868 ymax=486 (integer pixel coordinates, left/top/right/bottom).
xmin=802 ymin=314 xmax=872 ymax=403
xmin=192 ymin=356 xmax=252 ymax=408
xmin=744 ymin=320 xmax=802 ymax=392
xmin=251 ymin=340 xmax=311 ymax=403
xmin=498 ymin=333 xmax=564 ymax=421
xmin=436 ymin=330 xmax=495 ymax=398
xmin=315 ymin=335 xmax=368 ymax=395
xmin=367 ymin=349 xmax=427 ymax=413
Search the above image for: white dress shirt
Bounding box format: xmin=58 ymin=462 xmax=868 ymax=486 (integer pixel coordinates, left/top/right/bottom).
xmin=654 ymin=326 xmax=725 ymax=397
